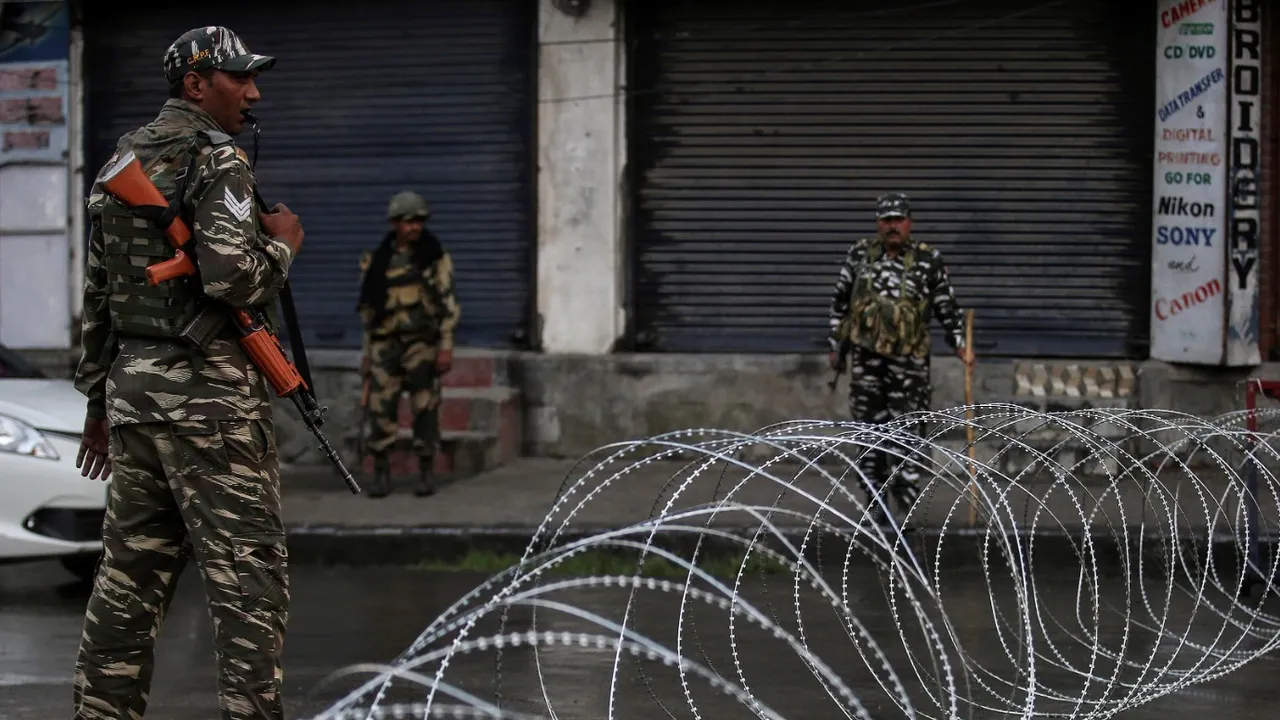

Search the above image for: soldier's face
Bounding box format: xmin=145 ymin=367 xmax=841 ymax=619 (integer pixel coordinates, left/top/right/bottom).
xmin=877 ymin=215 xmax=911 ymax=243
xmin=392 ymin=217 xmax=424 ymax=243
xmin=185 ymin=69 xmax=261 ymax=135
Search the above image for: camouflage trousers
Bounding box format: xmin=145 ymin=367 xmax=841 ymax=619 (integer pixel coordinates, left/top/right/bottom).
xmin=847 ymin=347 xmax=931 ymax=500
xmin=365 ymin=333 xmax=442 ymax=460
xmin=73 ymin=418 xmax=289 ymax=720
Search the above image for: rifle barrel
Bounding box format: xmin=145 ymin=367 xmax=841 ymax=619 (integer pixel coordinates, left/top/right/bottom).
xmin=290 ymin=393 xmax=361 ymax=494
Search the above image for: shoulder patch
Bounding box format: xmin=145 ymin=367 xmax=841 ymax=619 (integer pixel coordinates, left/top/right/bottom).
xmin=234 ymin=147 xmax=249 ymax=165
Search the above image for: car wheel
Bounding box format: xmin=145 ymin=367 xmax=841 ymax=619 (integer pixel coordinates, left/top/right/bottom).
xmin=61 ymin=554 xmax=101 ymax=583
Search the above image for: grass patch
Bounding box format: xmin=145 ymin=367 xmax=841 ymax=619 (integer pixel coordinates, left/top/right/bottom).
xmin=412 ymin=548 xmax=790 ymax=579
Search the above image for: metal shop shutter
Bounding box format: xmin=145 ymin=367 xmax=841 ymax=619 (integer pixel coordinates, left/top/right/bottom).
xmin=626 ymin=0 xmax=1156 ymax=358
xmin=82 ymin=0 xmax=536 ymax=350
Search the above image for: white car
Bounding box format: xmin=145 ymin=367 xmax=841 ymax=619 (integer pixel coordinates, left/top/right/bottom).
xmin=0 ymin=343 xmax=106 ymax=582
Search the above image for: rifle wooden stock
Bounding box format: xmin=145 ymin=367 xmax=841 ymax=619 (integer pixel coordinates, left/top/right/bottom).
xmin=99 ymin=152 xmax=197 ymax=286
xmin=146 ymin=250 xmax=197 ymax=285
xmin=233 ymin=308 xmax=308 ymax=397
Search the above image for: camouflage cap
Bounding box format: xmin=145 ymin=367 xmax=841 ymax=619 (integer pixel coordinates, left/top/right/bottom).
xmin=876 ymin=192 xmax=911 ymax=219
xmin=387 ymin=190 xmax=430 ymax=220
xmin=163 ymin=26 xmax=276 ymax=84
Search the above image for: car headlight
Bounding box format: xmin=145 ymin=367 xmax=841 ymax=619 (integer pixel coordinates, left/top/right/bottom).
xmin=0 ymin=413 xmax=59 ymax=460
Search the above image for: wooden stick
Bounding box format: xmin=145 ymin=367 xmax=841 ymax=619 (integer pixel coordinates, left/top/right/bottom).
xmin=964 ymin=309 xmax=978 ymax=527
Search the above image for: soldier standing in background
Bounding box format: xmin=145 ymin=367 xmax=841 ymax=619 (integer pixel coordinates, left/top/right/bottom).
xmin=827 ymin=192 xmax=974 ymax=527
xmin=71 ymin=26 xmax=299 ymax=720
xmin=356 ymin=190 xmax=461 ymax=499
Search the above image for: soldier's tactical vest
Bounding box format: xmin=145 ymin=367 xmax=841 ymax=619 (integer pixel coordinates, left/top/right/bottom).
xmin=98 ymin=129 xmax=270 ymax=343
xmin=99 ymin=143 xmax=206 ymax=341
xmin=840 ymin=238 xmax=933 ymax=359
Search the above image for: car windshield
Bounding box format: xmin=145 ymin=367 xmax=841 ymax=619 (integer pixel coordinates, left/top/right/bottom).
xmin=0 ymin=343 xmax=48 ymax=379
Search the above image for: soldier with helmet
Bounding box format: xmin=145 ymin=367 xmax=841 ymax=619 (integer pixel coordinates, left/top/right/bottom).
xmin=827 ymin=192 xmax=974 ymax=527
xmin=70 ymin=25 xmax=300 ymax=720
xmin=356 ymin=190 xmax=461 ymax=498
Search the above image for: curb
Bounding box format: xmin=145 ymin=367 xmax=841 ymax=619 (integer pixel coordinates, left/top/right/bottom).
xmin=283 ymin=524 xmax=1280 ymax=581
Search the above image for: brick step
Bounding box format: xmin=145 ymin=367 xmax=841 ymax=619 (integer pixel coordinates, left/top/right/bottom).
xmin=440 ymin=348 xmax=513 ymax=389
xmin=395 ymin=386 xmax=521 ymax=435
xmin=344 ymin=384 xmax=523 ymax=483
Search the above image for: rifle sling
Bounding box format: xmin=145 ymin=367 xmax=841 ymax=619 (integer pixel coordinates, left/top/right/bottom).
xmin=252 ymin=186 xmax=316 ymax=393
xmin=278 ymin=281 xmax=315 ymax=392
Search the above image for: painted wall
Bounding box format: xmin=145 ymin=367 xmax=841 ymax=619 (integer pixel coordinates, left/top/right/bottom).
xmin=535 ymin=0 xmax=628 ymax=354
xmin=1150 ymin=0 xmax=1265 ymax=366
xmin=0 ymin=0 xmax=73 ymax=350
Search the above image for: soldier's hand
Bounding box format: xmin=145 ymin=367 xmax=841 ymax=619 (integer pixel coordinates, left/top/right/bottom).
xmin=957 ymin=346 xmax=975 ymax=368
xmin=76 ymin=417 xmax=112 ymax=481
xmin=828 ymin=351 xmax=838 ymax=370
xmin=260 ymin=203 xmax=305 ymax=254
xmin=437 ymin=349 xmax=453 ymax=374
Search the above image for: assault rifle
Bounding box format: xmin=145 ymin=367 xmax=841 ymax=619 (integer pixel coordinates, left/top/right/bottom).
xmin=97 ymin=147 xmax=361 ymax=495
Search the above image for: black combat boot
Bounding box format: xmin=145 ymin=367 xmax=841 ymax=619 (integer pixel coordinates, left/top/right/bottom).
xmin=414 ymin=456 xmax=437 ymax=497
xmin=367 ymin=455 xmax=391 ymax=498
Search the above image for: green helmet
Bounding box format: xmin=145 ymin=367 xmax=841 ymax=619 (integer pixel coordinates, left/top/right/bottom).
xmin=387 ymin=190 xmax=429 ymax=220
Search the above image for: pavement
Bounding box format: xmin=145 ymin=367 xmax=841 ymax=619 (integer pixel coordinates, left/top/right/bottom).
xmin=279 ymin=454 xmax=1280 ymax=580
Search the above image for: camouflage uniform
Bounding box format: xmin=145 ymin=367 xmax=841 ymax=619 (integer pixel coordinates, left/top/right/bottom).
xmin=71 ymin=28 xmax=292 ymax=720
xmin=356 ymin=190 xmax=461 ymax=498
xmin=828 ymin=193 xmax=967 ymax=524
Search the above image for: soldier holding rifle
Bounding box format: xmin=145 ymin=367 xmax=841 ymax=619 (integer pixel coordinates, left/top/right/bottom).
xmin=827 ymin=192 xmax=974 ymax=527
xmin=71 ymin=26 xmax=301 ymax=720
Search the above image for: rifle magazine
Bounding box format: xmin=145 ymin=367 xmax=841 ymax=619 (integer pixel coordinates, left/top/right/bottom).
xmin=179 ymin=306 xmax=229 ymax=350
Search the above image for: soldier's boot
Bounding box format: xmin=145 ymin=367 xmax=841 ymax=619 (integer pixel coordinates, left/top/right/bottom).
xmin=367 ymin=455 xmax=391 ymax=499
xmin=414 ymin=455 xmax=437 ymax=497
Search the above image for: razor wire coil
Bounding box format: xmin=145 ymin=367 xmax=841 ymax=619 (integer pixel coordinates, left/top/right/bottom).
xmin=309 ymin=403 xmax=1280 ymax=720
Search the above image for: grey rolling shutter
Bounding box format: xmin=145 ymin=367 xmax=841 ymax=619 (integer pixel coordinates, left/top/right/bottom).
xmin=627 ymin=0 xmax=1155 ymax=358
xmin=83 ymin=0 xmax=536 ymax=350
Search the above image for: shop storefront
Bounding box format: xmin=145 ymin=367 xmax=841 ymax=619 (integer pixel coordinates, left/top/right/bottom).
xmin=624 ymin=0 xmax=1161 ymax=359
xmin=80 ymin=0 xmax=538 ymax=350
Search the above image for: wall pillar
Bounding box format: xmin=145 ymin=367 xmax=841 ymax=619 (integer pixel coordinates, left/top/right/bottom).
xmin=536 ymin=0 xmax=627 ymax=354
xmin=0 ymin=0 xmax=73 ymax=350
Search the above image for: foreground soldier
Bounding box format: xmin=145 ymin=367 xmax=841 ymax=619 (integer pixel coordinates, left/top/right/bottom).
xmin=356 ymin=190 xmax=461 ymax=498
xmin=70 ymin=27 xmax=302 ymax=720
xmin=827 ymin=192 xmax=974 ymax=526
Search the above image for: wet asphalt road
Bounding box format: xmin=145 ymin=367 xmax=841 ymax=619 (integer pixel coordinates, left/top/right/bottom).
xmin=5 ymin=555 xmax=1280 ymax=719
xmin=0 ymin=559 xmax=464 ymax=719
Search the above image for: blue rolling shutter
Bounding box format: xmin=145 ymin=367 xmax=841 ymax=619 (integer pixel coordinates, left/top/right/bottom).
xmin=626 ymin=0 xmax=1155 ymax=358
xmin=82 ymin=0 xmax=536 ymax=350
